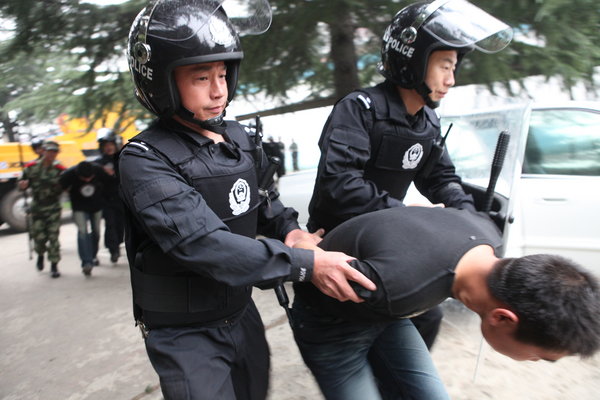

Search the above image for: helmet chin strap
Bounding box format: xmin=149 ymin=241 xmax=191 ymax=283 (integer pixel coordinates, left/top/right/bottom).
xmin=176 ymin=107 xmax=228 ymax=135
xmin=415 ymin=82 xmax=440 ymax=109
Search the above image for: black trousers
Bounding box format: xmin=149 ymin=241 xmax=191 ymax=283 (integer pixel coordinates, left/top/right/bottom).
xmin=145 ymin=301 xmax=270 ymax=400
xmin=102 ymin=200 xmax=124 ymax=254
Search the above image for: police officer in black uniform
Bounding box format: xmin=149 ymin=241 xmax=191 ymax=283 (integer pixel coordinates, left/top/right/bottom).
xmin=95 ymin=128 xmax=124 ymax=263
xmin=300 ymin=0 xmax=513 ymax=398
xmin=120 ymin=1 xmax=374 ymax=399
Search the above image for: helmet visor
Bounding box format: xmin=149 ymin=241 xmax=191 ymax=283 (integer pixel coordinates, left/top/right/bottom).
xmin=423 ymin=0 xmax=513 ymax=53
xmin=146 ymin=0 xmax=272 ymax=42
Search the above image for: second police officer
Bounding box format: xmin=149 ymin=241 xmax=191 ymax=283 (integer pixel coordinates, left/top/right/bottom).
xmin=120 ymin=1 xmax=375 ymax=399
xmin=95 ymin=128 xmax=124 ymax=263
xmin=297 ymin=0 xmax=513 ymax=399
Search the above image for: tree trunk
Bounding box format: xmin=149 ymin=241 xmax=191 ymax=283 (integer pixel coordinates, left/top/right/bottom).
xmin=1 ymin=113 xmax=18 ymax=142
xmin=329 ymin=5 xmax=360 ymax=99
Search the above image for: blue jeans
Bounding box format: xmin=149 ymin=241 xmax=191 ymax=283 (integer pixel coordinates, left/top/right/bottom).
xmin=291 ymin=297 xmax=449 ymax=400
xmin=73 ymin=210 xmax=101 ymax=267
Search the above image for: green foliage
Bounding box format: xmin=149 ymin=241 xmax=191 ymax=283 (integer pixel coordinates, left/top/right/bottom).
xmin=0 ymin=0 xmax=147 ymax=137
xmin=458 ymin=0 xmax=600 ymax=95
xmin=0 ymin=0 xmax=599 ymax=138
xmin=239 ymin=0 xmax=402 ymax=101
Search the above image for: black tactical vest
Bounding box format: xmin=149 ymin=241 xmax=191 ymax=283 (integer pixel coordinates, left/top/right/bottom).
xmin=360 ymin=86 xmax=442 ymax=201
xmin=127 ymin=121 xmax=264 ymax=328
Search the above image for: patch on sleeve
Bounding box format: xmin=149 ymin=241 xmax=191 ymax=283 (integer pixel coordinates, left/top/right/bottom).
xmin=357 ymin=94 xmax=372 ymax=110
xmin=128 ymin=141 xmax=150 ymax=151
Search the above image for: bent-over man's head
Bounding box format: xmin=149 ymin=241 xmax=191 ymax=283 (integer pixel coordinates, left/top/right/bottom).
xmin=482 ymin=254 xmax=600 ymax=361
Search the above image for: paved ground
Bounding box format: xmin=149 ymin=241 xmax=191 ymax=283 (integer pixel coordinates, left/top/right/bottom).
xmin=1 ymin=220 xmax=599 ymax=400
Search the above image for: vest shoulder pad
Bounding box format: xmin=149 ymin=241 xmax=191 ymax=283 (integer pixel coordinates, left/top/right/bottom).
xmin=225 ymin=121 xmax=256 ymax=152
xmin=423 ymin=106 xmax=441 ymax=129
xmin=352 ymin=91 xmax=374 ymax=111
xmin=127 ymin=127 xmax=195 ymax=165
xmin=354 ymin=86 xmax=389 ymax=120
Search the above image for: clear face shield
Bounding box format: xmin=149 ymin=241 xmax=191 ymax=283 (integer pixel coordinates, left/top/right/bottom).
xmin=405 ymin=0 xmax=513 ymax=53
xmin=129 ymin=0 xmax=272 ymax=124
xmin=132 ymin=0 xmax=272 ymax=64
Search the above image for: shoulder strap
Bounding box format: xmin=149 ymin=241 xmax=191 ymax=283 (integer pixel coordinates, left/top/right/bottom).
xmin=131 ymin=127 xmax=196 ymax=166
xmin=225 ymin=121 xmax=256 ymax=151
xmin=423 ymin=106 xmax=441 ymax=129
xmin=356 ymin=86 xmax=389 ymax=120
xmin=225 ymin=120 xmax=267 ymax=175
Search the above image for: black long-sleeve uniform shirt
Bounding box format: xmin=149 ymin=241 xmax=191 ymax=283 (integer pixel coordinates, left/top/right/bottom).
xmin=119 ymin=119 xmax=314 ymax=295
xmin=308 ymin=80 xmax=475 ymax=233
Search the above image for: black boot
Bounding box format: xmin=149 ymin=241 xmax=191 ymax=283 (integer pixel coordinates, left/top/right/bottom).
xmin=36 ymin=255 xmax=44 ymax=271
xmin=50 ymin=263 xmax=60 ymax=278
xmin=110 ymin=248 xmax=120 ymax=263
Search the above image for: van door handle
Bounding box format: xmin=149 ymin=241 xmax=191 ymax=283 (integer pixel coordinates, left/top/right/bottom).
xmin=540 ymin=197 xmax=568 ymax=202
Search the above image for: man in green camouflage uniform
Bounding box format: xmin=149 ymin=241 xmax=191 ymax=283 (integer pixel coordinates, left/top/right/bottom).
xmin=18 ymin=141 xmax=66 ymax=278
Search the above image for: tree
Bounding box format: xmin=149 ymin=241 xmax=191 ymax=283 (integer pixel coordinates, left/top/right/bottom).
xmin=457 ymin=0 xmax=600 ymax=96
xmin=1 ymin=0 xmax=599 ymax=138
xmin=239 ymin=0 xmax=399 ymax=102
xmin=0 ymin=0 xmax=146 ymax=139
xmin=240 ymin=0 xmax=600 ymax=102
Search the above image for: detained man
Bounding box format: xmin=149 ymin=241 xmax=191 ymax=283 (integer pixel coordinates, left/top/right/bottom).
xmin=292 ymin=206 xmax=600 ymax=400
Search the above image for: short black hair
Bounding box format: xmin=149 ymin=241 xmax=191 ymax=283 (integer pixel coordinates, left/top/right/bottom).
xmin=76 ymin=161 xmax=94 ymax=178
xmin=488 ymin=254 xmax=600 ymax=357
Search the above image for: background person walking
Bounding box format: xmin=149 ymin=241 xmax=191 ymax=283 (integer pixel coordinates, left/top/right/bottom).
xmin=18 ymin=141 xmax=65 ymax=278
xmin=94 ymin=128 xmax=125 ymax=263
xmin=60 ymin=161 xmax=111 ymax=276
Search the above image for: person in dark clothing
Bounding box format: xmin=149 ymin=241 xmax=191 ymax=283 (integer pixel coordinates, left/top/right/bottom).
xmin=121 ymin=1 xmax=374 ymax=399
xmin=95 ymin=129 xmax=125 ymax=263
xmin=28 ymin=138 xmax=45 ymax=162
xmin=276 ymin=137 xmax=286 ymax=176
xmin=293 ymin=206 xmax=600 ymax=400
xmin=289 ymin=139 xmax=299 ymax=171
xmin=59 ymin=161 xmax=111 ymax=276
xmin=302 ymin=0 xmax=514 ymax=398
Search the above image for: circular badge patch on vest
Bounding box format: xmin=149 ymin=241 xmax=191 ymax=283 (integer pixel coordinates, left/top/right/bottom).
xmin=229 ymin=178 xmax=251 ymax=216
xmin=80 ymin=183 xmax=96 ymax=198
xmin=402 ymin=143 xmax=423 ymax=170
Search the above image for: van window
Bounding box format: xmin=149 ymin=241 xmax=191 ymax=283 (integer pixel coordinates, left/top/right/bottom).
xmin=524 ymin=108 xmax=600 ymax=176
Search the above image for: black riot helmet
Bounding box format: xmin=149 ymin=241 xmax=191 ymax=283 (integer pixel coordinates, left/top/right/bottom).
xmin=31 ymin=137 xmax=44 ymax=153
xmin=97 ymin=127 xmax=122 ymax=152
xmin=127 ymin=0 xmax=271 ymax=133
xmin=379 ymin=0 xmax=513 ymax=108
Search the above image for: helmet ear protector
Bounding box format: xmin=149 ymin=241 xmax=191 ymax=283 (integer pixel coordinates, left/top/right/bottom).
xmin=400 ymin=0 xmax=452 ymax=44
xmin=132 ymin=8 xmax=154 ymax=66
xmin=129 ymin=0 xmax=161 ymax=115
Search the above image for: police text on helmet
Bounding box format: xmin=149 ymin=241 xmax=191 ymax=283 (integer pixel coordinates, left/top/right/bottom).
xmin=383 ymin=26 xmax=415 ymax=58
xmin=129 ymin=55 xmax=153 ymax=81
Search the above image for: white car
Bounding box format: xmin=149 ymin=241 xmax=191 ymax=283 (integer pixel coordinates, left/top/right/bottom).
xmin=278 ymin=101 xmax=600 ymax=276
xmin=503 ymin=103 xmax=600 ymax=271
